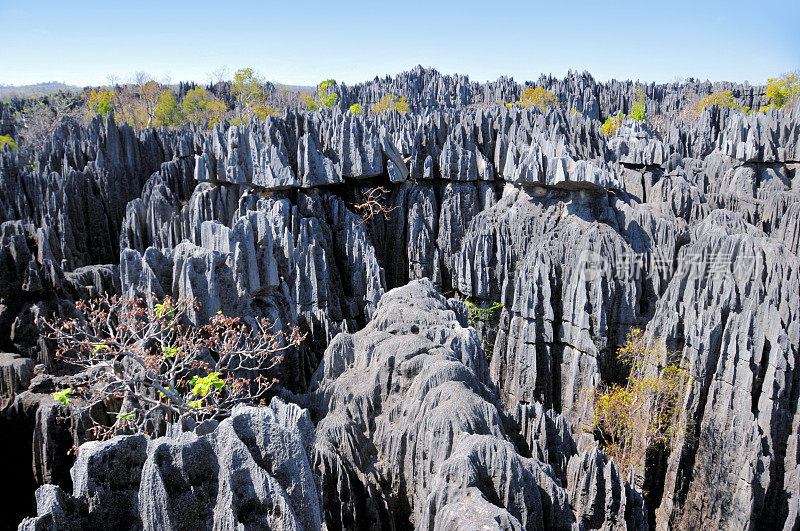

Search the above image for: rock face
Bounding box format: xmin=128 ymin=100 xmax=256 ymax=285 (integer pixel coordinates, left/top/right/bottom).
xmin=2 ymin=66 xmax=800 ymax=529
xmin=19 ymin=398 xmax=321 ymax=530
xmin=309 ymin=279 xmax=639 ymax=530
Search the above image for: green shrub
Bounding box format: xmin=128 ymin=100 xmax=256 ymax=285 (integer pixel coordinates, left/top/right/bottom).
xmin=694 ymin=90 xmax=751 ymax=115
xmin=371 ymin=94 xmax=410 ymax=113
xmin=601 ymin=115 xmax=624 ymax=136
xmin=628 ymin=86 xmax=646 ymax=121
xmin=0 ymin=134 xmax=18 ymax=150
xmin=507 ymin=86 xmax=558 ymax=110
xmin=154 ymin=91 xmax=185 ymax=128
xmin=232 ymin=67 xmax=277 ymax=121
xmin=182 ymin=87 xmax=227 ymax=127
xmin=762 ymin=72 xmax=800 ymax=112
xmin=85 ymin=88 xmax=115 ymax=117
xmin=349 ymin=103 xmax=363 ymax=115
xmin=590 ymin=329 xmax=690 ymax=476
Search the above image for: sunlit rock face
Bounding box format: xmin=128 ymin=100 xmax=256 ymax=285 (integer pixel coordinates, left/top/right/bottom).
xmin=3 ymin=69 xmax=800 ymax=529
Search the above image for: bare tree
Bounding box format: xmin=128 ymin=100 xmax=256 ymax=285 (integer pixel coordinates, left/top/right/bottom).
xmin=17 ymin=92 xmax=84 ymax=152
xmin=40 ymin=295 xmax=304 ymax=440
xmin=208 ymin=65 xmax=231 ymax=86
xmin=353 ymin=186 xmax=396 ymax=225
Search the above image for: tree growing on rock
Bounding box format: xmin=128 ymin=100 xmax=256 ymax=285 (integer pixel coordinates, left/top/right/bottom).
xmin=762 ymin=72 xmax=799 ymax=112
xmin=304 ymin=79 xmax=340 ymax=111
xmin=590 ymin=329 xmax=690 ymax=477
xmin=371 ymin=94 xmax=410 ymax=113
xmin=232 ymin=67 xmax=278 ymax=121
xmin=153 ymin=90 xmax=185 ymax=128
xmin=508 ymin=86 xmax=558 ymax=110
xmin=181 ymin=87 xmax=227 ymax=127
xmin=38 ymin=295 xmax=304 ymax=440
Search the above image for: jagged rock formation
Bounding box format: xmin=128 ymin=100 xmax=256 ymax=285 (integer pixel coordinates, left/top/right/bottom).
xmin=308 ymin=279 xmax=642 ymax=530
xmin=19 ymin=398 xmax=321 ymax=530
xmin=1 ymin=67 xmax=799 ymax=529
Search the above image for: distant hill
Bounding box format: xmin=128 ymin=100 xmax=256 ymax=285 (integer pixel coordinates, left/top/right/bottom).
xmin=0 ymin=82 xmax=82 ymax=99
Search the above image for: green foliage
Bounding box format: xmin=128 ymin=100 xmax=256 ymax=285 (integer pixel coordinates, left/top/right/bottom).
xmin=601 ymin=115 xmax=623 ymax=136
xmin=190 ymin=372 xmax=225 ymax=397
xmin=0 ymin=135 xmax=18 ymax=150
xmin=303 ymin=94 xmax=319 ymax=111
xmin=317 ymin=79 xmax=339 ymax=108
xmin=85 ymin=88 xmax=115 ymax=117
xmin=304 ymin=80 xmax=340 ymax=111
xmin=694 ymin=90 xmax=751 ymax=115
xmin=349 ymin=103 xmax=363 ymax=115
xmin=591 ymin=329 xmax=690 ymax=476
xmin=154 ymin=90 xmax=185 ymax=128
xmin=465 ymin=300 xmax=504 ymax=325
xmin=53 ymin=388 xmax=72 ymax=406
xmin=464 ymin=300 xmax=504 ymax=355
xmin=601 ymin=86 xmax=647 ymax=136
xmin=182 ymin=87 xmax=227 ymax=127
xmin=628 ymin=86 xmax=646 ymax=121
xmin=232 ymin=67 xmax=277 ymax=121
xmin=153 ymin=300 xmax=174 ymax=318
xmin=507 ymin=86 xmax=558 ymax=110
xmin=762 ymin=72 xmax=800 ymax=112
xmin=371 ymin=94 xmax=410 ymax=113
xmin=161 ymin=346 xmax=180 ymax=359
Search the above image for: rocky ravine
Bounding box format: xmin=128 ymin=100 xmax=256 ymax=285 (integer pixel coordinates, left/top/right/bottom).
xmin=1 ymin=67 xmax=799 ymax=529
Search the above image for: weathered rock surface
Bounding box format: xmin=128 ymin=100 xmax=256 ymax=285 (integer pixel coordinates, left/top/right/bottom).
xmin=1 ymin=66 xmax=799 ymax=529
xmin=308 ymin=279 xmax=639 ymax=529
xmin=19 ymin=398 xmax=321 ymax=530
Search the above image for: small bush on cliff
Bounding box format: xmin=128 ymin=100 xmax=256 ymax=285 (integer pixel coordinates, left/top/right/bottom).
xmin=349 ymin=103 xmax=363 ymax=115
xmin=601 ymin=86 xmax=648 ymax=136
xmin=304 ymin=79 xmax=340 ymax=111
xmin=601 ymin=115 xmax=624 ymax=136
xmin=590 ymin=329 xmax=689 ymax=476
xmin=690 ymin=90 xmax=752 ymax=116
xmin=762 ymin=72 xmax=800 ymax=112
xmin=0 ymin=134 xmax=18 ymax=150
xmin=628 ymin=86 xmax=647 ymax=121
xmin=372 ymin=94 xmax=410 ymax=113
xmin=507 ymin=86 xmax=558 ymax=110
xmin=39 ymin=295 xmax=304 ymax=440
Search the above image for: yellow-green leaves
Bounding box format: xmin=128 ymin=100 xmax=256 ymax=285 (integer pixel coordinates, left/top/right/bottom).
xmin=232 ymin=67 xmax=277 ymax=121
xmin=601 ymin=115 xmax=623 ymax=136
xmin=305 ymin=80 xmax=340 ymax=111
xmin=154 ymin=90 xmax=184 ymax=128
xmin=349 ymin=103 xmax=363 ymax=115
xmin=0 ymin=135 xmax=18 ymax=150
xmin=371 ymin=94 xmax=410 ymax=114
xmin=762 ymin=73 xmax=800 ymax=112
xmin=182 ymin=87 xmax=227 ymax=127
xmin=190 ymin=372 xmax=225 ymax=397
xmin=161 ymin=346 xmax=180 ymax=359
xmin=53 ymin=388 xmax=71 ymax=405
xmin=154 ymin=301 xmax=174 ymax=319
xmin=508 ymin=87 xmax=558 ymax=111
xmin=85 ymin=88 xmax=115 ymax=117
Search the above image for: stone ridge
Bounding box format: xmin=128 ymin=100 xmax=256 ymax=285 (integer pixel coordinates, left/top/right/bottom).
xmin=0 ymin=68 xmax=798 ymax=529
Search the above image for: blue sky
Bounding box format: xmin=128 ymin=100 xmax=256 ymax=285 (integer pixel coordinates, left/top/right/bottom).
xmin=2 ymin=0 xmax=798 ymax=87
